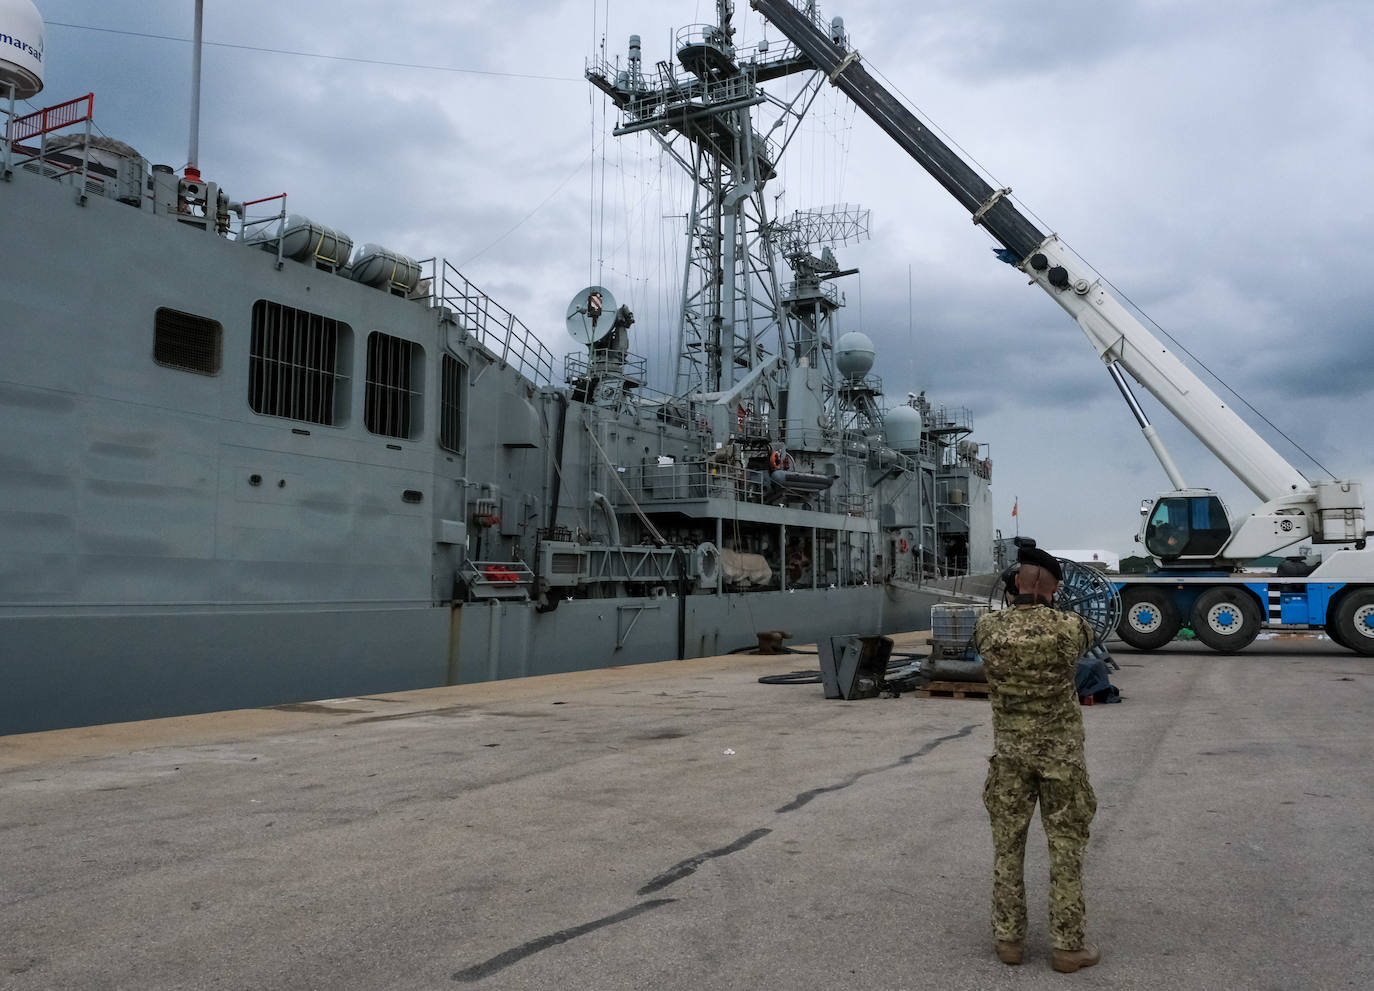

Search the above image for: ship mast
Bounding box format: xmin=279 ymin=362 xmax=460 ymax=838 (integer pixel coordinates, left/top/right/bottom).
xmin=186 ymin=0 xmax=203 ymax=182
xmin=587 ymin=0 xmax=819 ymax=399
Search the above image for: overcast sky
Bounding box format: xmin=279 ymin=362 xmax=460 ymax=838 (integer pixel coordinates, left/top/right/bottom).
xmin=26 ymin=0 xmax=1374 ymax=557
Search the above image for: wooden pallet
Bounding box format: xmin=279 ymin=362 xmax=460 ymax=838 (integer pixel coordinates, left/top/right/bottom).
xmin=916 ymin=680 xmax=992 ymax=700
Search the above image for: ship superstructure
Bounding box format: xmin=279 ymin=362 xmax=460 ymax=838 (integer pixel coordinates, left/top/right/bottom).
xmin=0 ymin=0 xmax=994 ymax=733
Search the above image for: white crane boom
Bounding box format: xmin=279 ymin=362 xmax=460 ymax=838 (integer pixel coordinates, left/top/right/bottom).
xmin=1024 ymin=237 xmax=1308 ymax=504
xmin=751 ymin=0 xmax=1368 ymax=563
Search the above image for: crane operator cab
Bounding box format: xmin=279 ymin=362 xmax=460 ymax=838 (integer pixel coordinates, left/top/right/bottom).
xmin=1141 ymin=490 xmax=1232 ymax=564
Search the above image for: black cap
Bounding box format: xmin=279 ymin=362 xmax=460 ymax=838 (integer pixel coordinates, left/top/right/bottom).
xmin=1017 ymin=546 xmax=1063 ymax=582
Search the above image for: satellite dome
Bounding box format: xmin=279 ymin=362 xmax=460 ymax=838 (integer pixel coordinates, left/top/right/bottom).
xmin=835 ymin=331 xmax=875 ymax=381
xmin=0 ymin=0 xmax=45 ymax=100
xmin=885 ymin=404 xmax=923 ymax=453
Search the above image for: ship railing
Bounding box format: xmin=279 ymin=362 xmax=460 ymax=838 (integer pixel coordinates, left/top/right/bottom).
xmin=564 ymin=349 xmax=648 ymax=386
xmin=728 ymin=410 xmax=774 ymax=443
xmin=780 ymin=281 xmax=840 ymax=306
xmin=237 ymin=193 xmax=289 ymax=265
xmin=670 ymin=68 xmax=756 ymax=108
xmin=927 ymin=404 xmax=973 ymax=435
xmin=459 ymin=558 xmax=535 ymax=600
xmin=559 ymin=349 xmax=697 ymax=428
xmin=676 ymin=23 xmax=734 ymax=55
xmin=628 ymin=386 xmax=697 ymax=430
xmin=5 ymin=92 xmax=94 ymax=143
xmin=4 ymin=92 xmax=95 ymax=192
xmin=837 ymin=494 xmax=874 ymax=517
xmin=943 ymin=446 xmax=994 ymax=479
xmin=616 ymin=460 xmax=770 ymax=505
xmin=596 ymin=59 xmax=762 ymax=129
xmin=869 ymin=446 xmax=915 ymax=474
xmin=838 ymin=374 xmax=883 ymax=398
xmin=937 ymin=504 xmax=970 ymax=533
xmin=428 ymin=259 xmax=556 ymax=388
xmin=940 ymin=447 xmax=983 ymax=471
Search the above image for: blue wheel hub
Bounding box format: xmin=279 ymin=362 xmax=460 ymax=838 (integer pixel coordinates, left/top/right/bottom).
xmin=1350 ymin=603 xmax=1374 ymax=642
xmin=1128 ymin=603 xmax=1162 ymax=633
xmin=1203 ymin=600 xmax=1249 ymax=636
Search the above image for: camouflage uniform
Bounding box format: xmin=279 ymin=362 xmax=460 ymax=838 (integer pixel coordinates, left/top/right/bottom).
xmin=974 ymin=604 xmax=1096 ymax=950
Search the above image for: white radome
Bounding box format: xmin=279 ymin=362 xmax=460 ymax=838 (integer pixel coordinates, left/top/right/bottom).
xmin=0 ymin=0 xmax=44 ymax=100
xmin=885 ymin=404 xmax=923 ymax=453
xmin=835 ymin=331 xmax=875 ymax=381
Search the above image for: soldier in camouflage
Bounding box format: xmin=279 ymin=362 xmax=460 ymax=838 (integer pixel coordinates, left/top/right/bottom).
xmin=973 ymin=546 xmax=1101 ymax=973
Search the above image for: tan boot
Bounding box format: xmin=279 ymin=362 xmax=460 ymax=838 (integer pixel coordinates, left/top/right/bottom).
xmin=995 ymin=941 xmax=1024 ymax=965
xmin=1051 ymin=943 xmax=1101 ymax=973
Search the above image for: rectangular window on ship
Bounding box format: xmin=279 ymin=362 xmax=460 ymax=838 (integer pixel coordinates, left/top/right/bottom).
xmin=439 ymin=354 xmax=464 ymax=454
xmin=364 ymin=331 xmax=424 ymax=440
xmin=248 ymin=300 xmax=351 ymax=426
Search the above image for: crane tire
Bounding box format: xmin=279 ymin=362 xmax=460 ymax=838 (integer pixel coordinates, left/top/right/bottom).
xmin=1190 ymin=587 xmax=1262 ymax=653
xmin=1326 ymin=610 xmax=1352 ymax=650
xmin=1332 ymin=588 xmax=1374 ymax=656
xmin=1116 ymin=586 xmax=1180 ymax=651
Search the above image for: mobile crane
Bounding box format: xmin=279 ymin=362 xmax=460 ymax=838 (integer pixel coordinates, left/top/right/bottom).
xmin=751 ymin=0 xmax=1374 ymax=653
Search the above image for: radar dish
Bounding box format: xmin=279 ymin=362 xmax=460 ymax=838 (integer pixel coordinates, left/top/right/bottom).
xmin=565 ymin=286 xmax=617 ymax=345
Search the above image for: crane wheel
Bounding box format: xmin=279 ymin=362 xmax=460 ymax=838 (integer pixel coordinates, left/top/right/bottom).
xmin=1116 ymin=586 xmax=1180 ymax=651
xmin=1190 ymin=587 xmax=1262 ymax=653
xmin=1326 ymin=613 xmax=1352 ymax=650
xmin=1332 ymin=589 xmax=1374 ymax=656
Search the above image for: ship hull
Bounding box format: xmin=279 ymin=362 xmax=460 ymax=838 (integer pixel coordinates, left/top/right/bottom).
xmin=0 ymin=105 xmax=993 ymax=736
xmin=2 ymin=583 xmax=948 ymax=734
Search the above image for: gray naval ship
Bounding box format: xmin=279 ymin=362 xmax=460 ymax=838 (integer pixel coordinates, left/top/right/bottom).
xmin=0 ymin=0 xmax=995 ymax=734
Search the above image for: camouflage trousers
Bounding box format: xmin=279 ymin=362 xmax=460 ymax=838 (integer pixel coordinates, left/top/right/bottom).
xmin=982 ymin=754 xmax=1096 ymax=950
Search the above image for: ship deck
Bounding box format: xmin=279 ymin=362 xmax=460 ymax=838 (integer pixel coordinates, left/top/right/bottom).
xmin=2 ymin=633 xmax=1369 ymax=990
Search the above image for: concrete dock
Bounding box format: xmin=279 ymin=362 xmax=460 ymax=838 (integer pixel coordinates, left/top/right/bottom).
xmin=2 ymin=633 xmax=1370 ymax=990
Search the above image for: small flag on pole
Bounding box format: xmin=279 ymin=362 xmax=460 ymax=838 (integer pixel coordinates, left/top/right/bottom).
xmin=1011 ymin=498 xmax=1018 ymax=518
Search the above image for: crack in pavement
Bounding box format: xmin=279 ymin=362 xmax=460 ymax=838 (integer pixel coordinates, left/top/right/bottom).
xmin=776 ymin=722 xmax=978 ymax=812
xmin=637 ymin=827 xmax=772 ymax=895
xmin=448 ymin=721 xmax=979 ymax=981
xmin=451 ymin=899 xmax=676 ymax=982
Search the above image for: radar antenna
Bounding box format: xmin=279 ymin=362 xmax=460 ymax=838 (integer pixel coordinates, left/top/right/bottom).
xmin=765 ymin=204 xmax=870 ymax=262
xmin=767 ymin=205 xmax=873 ymax=436
xmin=586 ymin=2 xmax=821 ymax=398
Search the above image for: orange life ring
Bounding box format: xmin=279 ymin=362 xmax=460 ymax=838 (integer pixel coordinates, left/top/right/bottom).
xmin=899 ymin=538 xmax=909 ymax=553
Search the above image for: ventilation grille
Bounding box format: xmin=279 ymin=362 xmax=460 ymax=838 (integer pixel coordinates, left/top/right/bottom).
xmin=365 ymin=331 xmax=422 ymax=440
xmin=249 ymin=300 xmax=350 ymax=425
xmin=439 ymin=353 xmax=463 ymax=453
xmin=154 ymin=307 xmax=222 ymax=375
